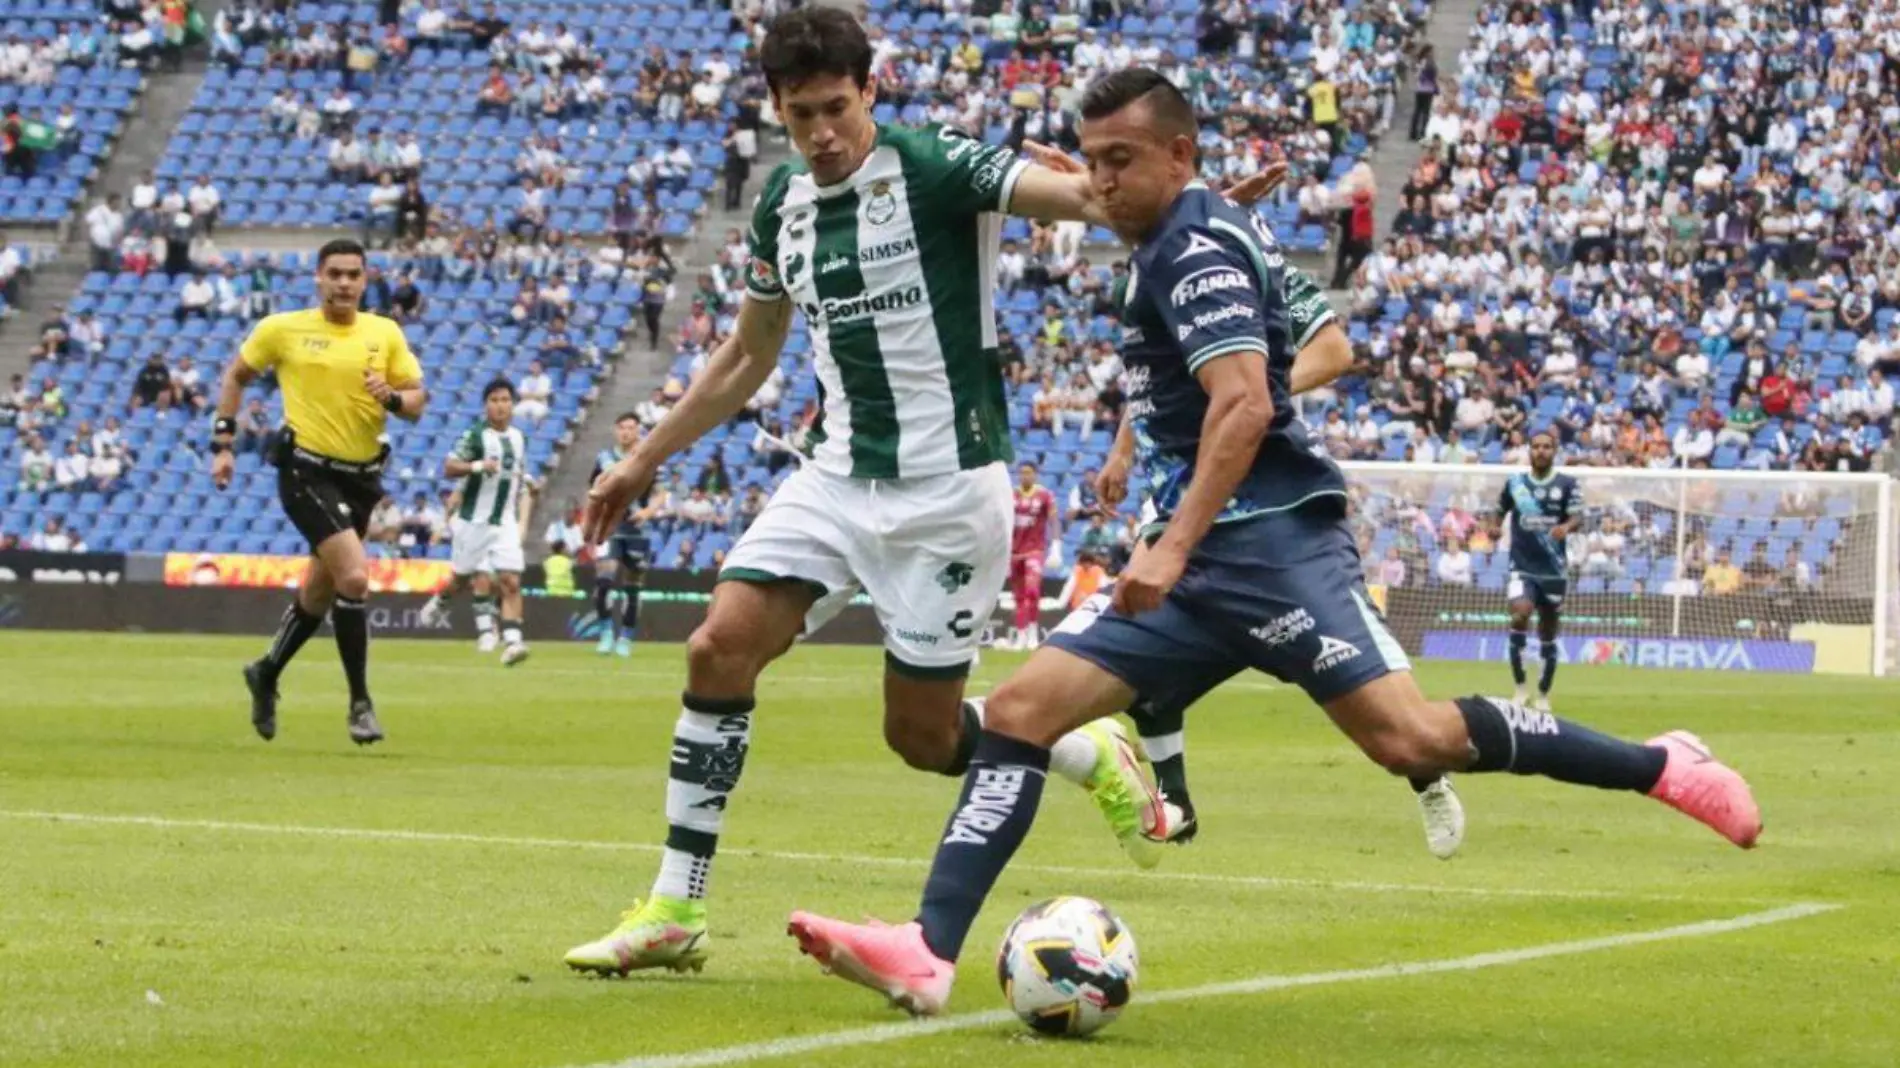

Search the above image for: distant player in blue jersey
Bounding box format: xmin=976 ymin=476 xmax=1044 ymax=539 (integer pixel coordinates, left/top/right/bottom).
xmin=1495 ymin=431 xmax=1581 ymax=711
xmin=783 ymin=69 xmax=1762 ymax=1015
xmin=589 ymin=413 xmax=653 ymax=656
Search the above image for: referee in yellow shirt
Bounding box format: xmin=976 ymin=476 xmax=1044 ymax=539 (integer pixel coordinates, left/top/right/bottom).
xmin=208 ymin=239 xmax=427 ymax=745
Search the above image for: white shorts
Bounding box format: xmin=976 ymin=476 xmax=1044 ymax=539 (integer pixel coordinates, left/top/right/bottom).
xmin=449 ymin=518 xmax=525 ymax=576
xmin=721 ymin=462 xmax=1012 ymax=671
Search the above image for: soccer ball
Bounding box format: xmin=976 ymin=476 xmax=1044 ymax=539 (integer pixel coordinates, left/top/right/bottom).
xmin=995 ymin=895 xmax=1138 ymax=1037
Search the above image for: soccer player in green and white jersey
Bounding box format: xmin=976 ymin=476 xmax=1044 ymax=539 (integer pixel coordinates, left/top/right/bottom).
xmin=567 ymin=7 xmax=1248 ymax=977
xmin=419 ymin=378 xmax=535 ymax=666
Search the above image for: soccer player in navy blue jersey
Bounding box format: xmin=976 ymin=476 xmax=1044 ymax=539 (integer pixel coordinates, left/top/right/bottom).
xmin=782 ymin=69 xmax=1761 ymax=1016
xmin=1496 ymin=431 xmax=1581 ymax=710
xmin=588 ymin=412 xmax=653 ymax=657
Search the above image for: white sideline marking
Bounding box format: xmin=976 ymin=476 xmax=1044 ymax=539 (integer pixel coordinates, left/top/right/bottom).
xmin=0 ymin=810 xmax=1771 ymax=905
xmin=570 ymin=903 xmax=1839 ymax=1068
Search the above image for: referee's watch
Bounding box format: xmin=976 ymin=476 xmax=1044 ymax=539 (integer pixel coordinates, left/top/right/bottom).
xmin=382 ymin=392 xmax=404 ymax=414
xmin=210 ymin=415 xmax=236 ymax=454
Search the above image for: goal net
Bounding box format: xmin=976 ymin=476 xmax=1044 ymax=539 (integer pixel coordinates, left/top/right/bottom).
xmin=1341 ymin=461 xmax=1896 ymax=678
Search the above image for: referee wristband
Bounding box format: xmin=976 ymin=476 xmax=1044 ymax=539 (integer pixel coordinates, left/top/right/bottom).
xmin=382 ymin=392 xmax=404 ymax=414
xmin=212 ymin=415 xmax=237 ymax=438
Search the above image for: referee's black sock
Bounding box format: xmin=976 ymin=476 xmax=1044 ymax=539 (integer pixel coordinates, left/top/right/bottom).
xmin=331 ymin=596 xmax=372 ymax=703
xmin=260 ymin=599 xmax=324 ymax=681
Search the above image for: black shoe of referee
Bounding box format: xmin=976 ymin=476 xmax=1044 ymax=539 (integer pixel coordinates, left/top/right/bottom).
xmin=347 ymin=698 xmax=384 ymax=746
xmin=243 ymin=661 xmax=279 ymax=741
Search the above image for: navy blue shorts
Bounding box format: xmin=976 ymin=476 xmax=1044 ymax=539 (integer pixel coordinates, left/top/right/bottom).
xmin=609 ymin=528 xmax=651 ymax=575
xmin=1508 ymin=571 xmax=1567 ymax=612
xmin=1047 ymin=502 xmax=1411 ymax=706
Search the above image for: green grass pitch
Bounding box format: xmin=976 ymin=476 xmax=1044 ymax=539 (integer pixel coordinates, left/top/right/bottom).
xmin=2 ymin=632 xmax=1896 ymax=1067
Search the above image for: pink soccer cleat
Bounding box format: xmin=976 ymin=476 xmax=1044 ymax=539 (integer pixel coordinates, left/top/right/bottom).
xmin=786 ymin=912 xmax=955 ymax=1017
xmin=1646 ymin=730 xmax=1762 ymax=848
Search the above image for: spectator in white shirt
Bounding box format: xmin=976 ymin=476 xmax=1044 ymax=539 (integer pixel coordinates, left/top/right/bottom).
xmin=52 ymin=440 xmax=87 ymax=490
xmin=1539 ymin=344 xmax=1579 ymax=389
xmin=17 ymin=432 xmax=53 ymax=492
xmin=1672 ymin=410 xmax=1716 ymax=462
xmin=176 ymin=271 xmax=215 ymax=322
xmin=27 ymin=516 xmax=82 ymax=552
xmin=1435 ymin=539 xmax=1474 ymax=585
xmin=187 ymin=175 xmax=221 ymax=234
xmin=516 ymin=360 xmax=553 ymax=423
xmin=414 ymin=0 xmax=449 ymax=48
xmin=85 ymin=194 xmax=125 ymax=271
xmin=1674 ymin=348 xmax=1711 ymax=391
xmin=88 ymin=444 xmax=125 ymax=493
xmin=328 ymin=131 xmax=367 ymax=183
xmin=320 ymin=87 xmax=356 ymax=135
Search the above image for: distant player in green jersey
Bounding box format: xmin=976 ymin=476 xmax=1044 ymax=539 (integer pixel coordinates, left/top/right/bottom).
xmin=418 ymin=378 xmax=535 ymax=666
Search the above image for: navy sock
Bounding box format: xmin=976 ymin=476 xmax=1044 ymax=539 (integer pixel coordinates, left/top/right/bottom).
xmin=1539 ymin=640 xmax=1559 ymax=694
xmin=1152 ymin=755 xmax=1190 ymax=805
xmin=942 ymin=700 xmax=983 ymax=777
xmin=1507 ymin=630 xmax=1528 ymax=686
xmin=620 ymin=585 xmax=642 ymax=639
xmin=1455 ymin=696 xmax=1665 ymax=792
xmin=593 ymin=576 xmax=614 ymax=621
xmin=916 ymin=731 xmax=1049 ymax=961
xmin=1129 ymin=702 xmax=1189 ymax=804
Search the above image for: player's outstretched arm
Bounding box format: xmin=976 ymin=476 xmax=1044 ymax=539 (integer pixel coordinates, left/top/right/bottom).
xmin=584 ymin=296 xmax=790 ymax=543
xmin=1289 ymin=322 xmax=1354 ymax=395
xmin=639 ymin=295 xmax=790 ymax=465
xmin=1097 ymin=413 xmax=1135 ymax=508
xmin=1007 ymin=141 xmax=1287 ymax=225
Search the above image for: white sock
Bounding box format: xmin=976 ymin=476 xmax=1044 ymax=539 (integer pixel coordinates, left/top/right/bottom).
xmin=501 ymin=625 xmax=522 ymax=646
xmin=1141 ymin=730 xmax=1184 ymax=763
xmin=1049 ymin=730 xmax=1098 ymax=786
xmin=651 ymin=700 xmax=753 ymax=901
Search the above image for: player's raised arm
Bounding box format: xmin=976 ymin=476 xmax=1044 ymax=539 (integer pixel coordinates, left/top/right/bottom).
xmin=1285 ymin=269 xmax=1352 ymax=395
xmin=1007 ymin=140 xmax=1287 ymax=227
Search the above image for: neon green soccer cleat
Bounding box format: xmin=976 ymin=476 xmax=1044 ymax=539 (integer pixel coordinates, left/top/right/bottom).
xmin=564 ymin=897 xmax=709 ymax=976
xmin=1080 ymin=718 xmax=1166 ymax=870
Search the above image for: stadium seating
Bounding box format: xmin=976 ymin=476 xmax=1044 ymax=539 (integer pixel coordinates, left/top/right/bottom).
xmin=0 ymin=250 xmax=634 ymax=557
xmin=157 ymin=0 xmax=746 ymax=235
xmin=0 ymin=49 xmax=144 ymax=224
xmin=1341 ymin=0 xmax=1898 ymax=474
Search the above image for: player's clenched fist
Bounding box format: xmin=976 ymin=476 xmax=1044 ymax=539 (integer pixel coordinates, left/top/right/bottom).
xmin=1111 ymin=540 xmax=1186 ymax=616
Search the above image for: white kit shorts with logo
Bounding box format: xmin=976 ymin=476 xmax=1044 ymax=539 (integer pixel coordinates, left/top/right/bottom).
xmin=449 ymin=518 xmax=526 ymax=576
xmin=720 ymin=462 xmax=1012 ymax=672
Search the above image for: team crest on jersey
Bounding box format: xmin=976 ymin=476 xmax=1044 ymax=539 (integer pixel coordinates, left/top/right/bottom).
xmin=865 ymin=180 xmax=897 ymax=226
xmin=936 ymin=561 xmax=974 ymax=593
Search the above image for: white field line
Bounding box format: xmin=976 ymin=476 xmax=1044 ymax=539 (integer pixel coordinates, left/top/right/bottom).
xmin=0 ymin=810 xmax=1775 ymax=905
xmin=571 ymin=902 xmax=1840 ymax=1068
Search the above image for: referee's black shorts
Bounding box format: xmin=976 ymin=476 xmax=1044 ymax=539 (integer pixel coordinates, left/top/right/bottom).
xmin=278 ymin=455 xmax=384 ymax=549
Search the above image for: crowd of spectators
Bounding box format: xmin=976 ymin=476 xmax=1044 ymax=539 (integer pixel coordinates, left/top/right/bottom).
xmin=1328 ymin=0 xmax=1900 ymax=475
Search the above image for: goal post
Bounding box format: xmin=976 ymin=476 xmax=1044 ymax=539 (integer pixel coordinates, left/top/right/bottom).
xmin=1340 ymin=461 xmax=1896 ymax=678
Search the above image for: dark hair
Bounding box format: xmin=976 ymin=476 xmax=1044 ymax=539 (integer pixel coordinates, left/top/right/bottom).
xmin=483 ymin=377 xmax=517 ymax=401
xmin=316 ymin=238 xmax=367 ymax=269
xmin=615 ymin=410 xmax=640 ymax=424
xmin=1079 ymin=68 xmax=1196 ymax=141
xmin=760 ymin=7 xmax=872 ymax=95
